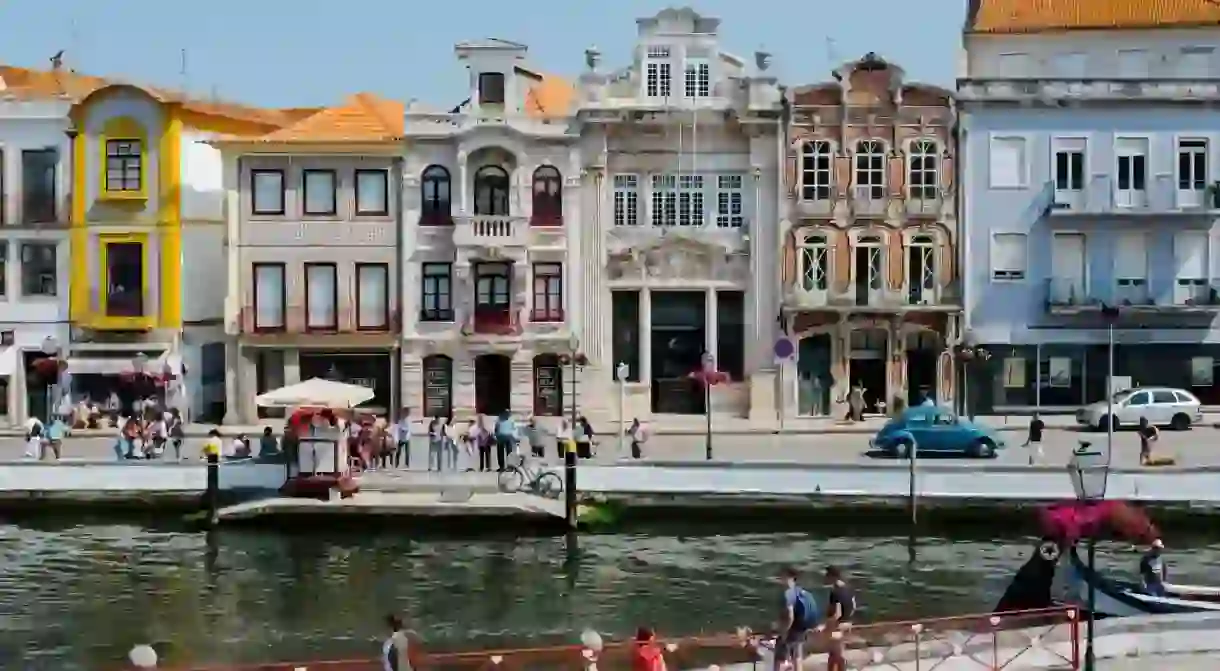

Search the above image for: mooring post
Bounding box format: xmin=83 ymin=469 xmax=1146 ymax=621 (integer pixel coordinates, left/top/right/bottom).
xmin=205 ymin=453 xmax=220 ymax=526
xmin=564 ymin=448 xmax=578 ymax=529
xmin=908 ymin=437 xmax=919 ymax=562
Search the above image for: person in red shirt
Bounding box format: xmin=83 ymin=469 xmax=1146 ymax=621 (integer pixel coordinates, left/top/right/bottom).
xmin=632 ymin=626 xmax=667 ymax=671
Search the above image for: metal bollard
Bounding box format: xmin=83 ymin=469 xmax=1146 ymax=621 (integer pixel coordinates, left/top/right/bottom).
xmin=564 ymin=447 xmax=577 ymax=529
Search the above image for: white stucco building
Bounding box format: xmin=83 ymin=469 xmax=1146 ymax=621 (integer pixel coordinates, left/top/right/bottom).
xmin=400 ymin=39 xmax=583 ymax=420
xmin=0 ymin=93 xmax=73 ymax=424
xmin=574 ymin=8 xmax=784 ymax=422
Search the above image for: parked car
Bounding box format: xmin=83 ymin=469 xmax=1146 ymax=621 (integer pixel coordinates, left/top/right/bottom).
xmin=1076 ymin=387 xmax=1202 ymax=432
xmin=869 ymin=406 xmax=1005 ymax=459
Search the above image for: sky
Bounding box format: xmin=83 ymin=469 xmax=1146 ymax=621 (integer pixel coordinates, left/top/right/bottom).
xmin=0 ymin=0 xmax=967 ymax=109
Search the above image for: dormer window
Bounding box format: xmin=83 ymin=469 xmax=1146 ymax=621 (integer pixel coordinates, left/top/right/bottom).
xmin=479 ymin=72 xmax=506 ymax=106
xmin=645 ymin=46 xmax=672 ymax=98
xmin=684 ymin=59 xmax=710 ymax=98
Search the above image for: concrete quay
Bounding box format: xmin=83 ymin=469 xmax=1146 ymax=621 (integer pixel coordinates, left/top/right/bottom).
xmin=706 ymin=612 xmax=1220 ymax=671
xmin=216 ymin=490 xmax=567 ymax=526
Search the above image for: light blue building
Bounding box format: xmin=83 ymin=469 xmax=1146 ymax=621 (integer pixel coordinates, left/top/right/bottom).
xmin=959 ymin=12 xmax=1220 ymax=413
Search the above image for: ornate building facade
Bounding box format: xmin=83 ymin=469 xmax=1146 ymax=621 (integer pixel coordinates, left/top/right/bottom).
xmin=399 ymin=39 xmax=581 ymax=420
xmin=575 ymin=8 xmax=784 ymax=422
xmin=779 ymin=54 xmax=960 ymax=419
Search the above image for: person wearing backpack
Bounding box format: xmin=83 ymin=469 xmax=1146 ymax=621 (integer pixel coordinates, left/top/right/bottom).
xmin=493 ymin=411 xmax=517 ymax=472
xmin=775 ymin=565 xmax=819 ymax=671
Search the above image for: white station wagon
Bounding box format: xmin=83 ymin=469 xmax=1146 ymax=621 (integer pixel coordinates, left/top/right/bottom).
xmin=1076 ymin=387 xmax=1203 ymax=432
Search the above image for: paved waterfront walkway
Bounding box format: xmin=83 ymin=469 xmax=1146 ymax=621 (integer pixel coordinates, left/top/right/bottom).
xmin=7 ymin=423 xmax=1220 ymax=470
xmin=1100 ymin=652 xmax=1220 ymax=669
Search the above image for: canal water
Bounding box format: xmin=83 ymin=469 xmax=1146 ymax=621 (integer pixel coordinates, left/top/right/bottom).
xmin=4 ymin=523 xmax=1220 ymax=670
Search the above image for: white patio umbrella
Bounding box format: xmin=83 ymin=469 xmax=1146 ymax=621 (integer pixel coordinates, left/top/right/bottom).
xmin=255 ymin=377 xmax=374 ymax=409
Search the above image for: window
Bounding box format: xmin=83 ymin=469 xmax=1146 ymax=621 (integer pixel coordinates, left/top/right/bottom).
xmin=21 ymin=149 xmax=57 ymax=223
xmin=420 ymin=262 xmax=453 ymax=321
xmin=1115 ymin=137 xmax=1148 ymax=206
xmin=355 ymin=263 xmax=389 ymax=330
xmin=478 ymin=72 xmax=506 ymax=105
xmin=678 ymin=174 xmax=705 ymax=226
xmin=907 ymin=235 xmax=937 ymax=303
xmin=474 ymin=165 xmax=510 ymax=216
xmin=104 ymin=140 xmax=142 ymax=192
xmin=251 ymin=170 xmax=285 ymax=215
xmin=1173 ymin=231 xmax=1208 ymax=304
xmin=613 ymin=174 xmax=640 ymax=226
xmin=304 ymin=263 xmax=338 ymax=330
xmin=20 ymin=241 xmax=57 ymax=296
xmin=650 ymin=174 xmax=677 ymax=226
xmin=252 ymin=263 xmax=286 ymax=330
xmin=302 ymin=169 xmax=337 ymax=216
xmin=990 ymin=233 xmax=1028 ymax=281
xmin=645 ymin=46 xmax=672 ymax=98
xmin=800 ymin=141 xmax=832 ymax=201
xmin=420 ymin=165 xmax=452 ymax=225
xmin=0 ymin=243 xmax=7 ymax=296
xmin=1053 ymin=139 xmax=1086 ymax=191
xmin=1179 ymin=47 xmax=1214 ymax=77
xmin=531 ymin=166 xmax=563 ymax=226
xmin=104 ymin=241 xmax=143 ymax=316
xmin=853 ymin=140 xmax=885 ymax=199
xmin=611 ymin=291 xmax=641 ymax=382
xmin=684 ymin=59 xmax=710 ymax=98
xmin=531 ymin=262 xmax=563 ymax=322
xmin=475 ymin=262 xmax=511 ymax=308
xmin=989 ymin=136 xmax=1027 ymax=188
xmin=355 ymin=169 xmax=389 ymax=216
xmin=716 ymin=291 xmax=745 ymax=381
xmin=1178 ymin=139 xmax=1207 ymax=192
xmin=716 ymin=174 xmax=745 ymax=228
xmin=1117 ymin=49 xmax=1150 ymax=78
xmin=798 ymin=234 xmax=829 ymax=291
xmin=1115 ymin=232 xmax=1148 ymax=299
xmin=422 ymin=355 xmax=453 ymax=417
xmin=907 ymin=140 xmax=939 ymax=201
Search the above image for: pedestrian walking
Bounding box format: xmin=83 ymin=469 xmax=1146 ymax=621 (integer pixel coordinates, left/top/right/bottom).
xmin=168 ymin=408 xmax=186 ymax=460
xmin=443 ymin=414 xmax=460 ymax=471
xmin=774 ymin=566 xmax=819 ymax=671
xmin=823 ymin=565 xmax=857 ymax=671
xmin=1138 ymin=416 xmax=1159 ymax=465
xmin=45 ymin=415 xmax=67 ymax=460
xmin=1022 ymin=412 xmax=1045 ymax=465
xmin=493 ymin=411 xmax=516 ymax=472
xmin=627 ymin=418 xmax=647 ymax=459
xmin=427 ymin=417 xmax=443 ymax=471
xmin=394 ymin=409 xmax=412 ymax=469
xmin=575 ymin=416 xmax=595 ymax=459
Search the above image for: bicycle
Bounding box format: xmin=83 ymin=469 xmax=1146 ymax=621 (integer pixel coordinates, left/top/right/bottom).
xmin=497 ymin=453 xmax=564 ymax=498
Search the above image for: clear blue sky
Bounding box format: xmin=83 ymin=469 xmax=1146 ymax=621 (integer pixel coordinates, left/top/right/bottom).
xmin=1 ymin=0 xmax=966 ymax=108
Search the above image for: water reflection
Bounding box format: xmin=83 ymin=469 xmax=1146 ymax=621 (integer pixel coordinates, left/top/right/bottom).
xmin=3 ymin=524 xmax=1220 ymax=670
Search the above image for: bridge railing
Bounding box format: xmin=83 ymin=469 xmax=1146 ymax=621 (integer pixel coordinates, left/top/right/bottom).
xmin=135 ymin=605 xmax=1080 ymax=671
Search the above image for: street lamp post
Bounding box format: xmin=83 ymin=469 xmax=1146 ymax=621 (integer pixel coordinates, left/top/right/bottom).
xmin=559 ymin=336 xmax=587 ymax=530
xmin=615 ymin=361 xmax=629 ymax=455
xmin=1068 ymin=440 xmax=1109 ymax=671
xmin=691 ymin=352 xmax=728 ymax=461
xmin=1100 ymin=304 xmax=1120 ymax=461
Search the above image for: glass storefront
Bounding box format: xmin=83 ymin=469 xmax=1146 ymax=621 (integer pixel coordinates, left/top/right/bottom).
xmin=981 ymin=342 xmax=1220 ymax=412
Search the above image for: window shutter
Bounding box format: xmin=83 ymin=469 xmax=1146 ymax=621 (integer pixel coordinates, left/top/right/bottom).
xmin=1175 ymin=231 xmax=1207 ymax=278
xmin=1115 ymin=233 xmax=1147 ymax=278
xmin=989 ymin=139 xmax=1023 ymax=188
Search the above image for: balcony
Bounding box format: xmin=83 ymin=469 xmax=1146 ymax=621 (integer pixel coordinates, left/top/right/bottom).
xmin=454 ymin=214 xmax=528 ymax=248
xmin=1045 ymin=278 xmax=1100 ymax=315
xmin=461 ymin=307 xmax=523 ymax=338
xmin=1171 ymin=281 xmax=1220 ymax=311
xmin=239 ymin=304 xmax=398 ymax=336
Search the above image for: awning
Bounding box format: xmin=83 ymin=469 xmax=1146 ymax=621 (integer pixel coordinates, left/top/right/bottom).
xmin=66 ymin=357 xmax=141 ymax=375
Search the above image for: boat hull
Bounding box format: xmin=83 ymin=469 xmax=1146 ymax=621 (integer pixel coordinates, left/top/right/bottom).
xmin=1066 ymin=547 xmax=1220 ymax=617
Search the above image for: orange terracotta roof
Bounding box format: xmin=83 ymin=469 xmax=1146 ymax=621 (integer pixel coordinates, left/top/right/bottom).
xmin=0 ymin=64 xmax=317 ymax=130
xmin=254 ymin=92 xmax=403 ymax=143
xmin=968 ymin=0 xmax=1220 ymax=33
xmin=524 ymin=75 xmax=574 ymax=117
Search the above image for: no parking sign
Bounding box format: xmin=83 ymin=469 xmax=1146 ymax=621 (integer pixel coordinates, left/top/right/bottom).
xmin=773 ymin=337 xmax=796 ymax=364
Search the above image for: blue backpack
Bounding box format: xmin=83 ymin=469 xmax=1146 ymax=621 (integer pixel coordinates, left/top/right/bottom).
xmin=791 ymin=587 xmax=820 ymax=630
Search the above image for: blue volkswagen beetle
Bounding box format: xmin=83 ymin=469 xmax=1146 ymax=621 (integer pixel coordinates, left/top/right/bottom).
xmin=869 ymin=406 xmax=1005 ymax=459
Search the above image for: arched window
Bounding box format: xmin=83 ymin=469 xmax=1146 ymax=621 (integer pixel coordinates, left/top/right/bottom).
xmin=531 ymin=165 xmax=563 ymax=226
xmin=908 ymin=140 xmax=939 ymax=201
xmin=474 ymin=165 xmax=510 ymax=216
xmin=797 ymin=233 xmax=829 ymax=292
xmin=853 ymin=233 xmax=884 ymax=298
xmin=800 ymin=141 xmax=832 ymax=201
xmin=853 ymin=140 xmax=886 ymax=200
xmin=908 ymin=234 xmax=937 ymax=303
xmin=420 ymin=165 xmax=451 ymax=226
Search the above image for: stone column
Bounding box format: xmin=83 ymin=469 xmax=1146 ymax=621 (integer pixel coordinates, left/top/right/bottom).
xmin=454 ymin=261 xmax=473 ymax=327
xmin=830 ymin=323 xmax=851 ymax=419
xmin=240 ymin=348 xmax=258 ymax=423
xmin=400 ymin=353 xmax=423 ymax=416
xmin=510 ymin=350 xmax=534 ymax=417
xmin=453 ymin=352 xmax=476 ymax=416
xmin=284 ymin=349 xmax=301 ymax=386
xmin=8 ymin=354 xmax=23 ymax=427
xmin=512 ymin=258 xmax=528 ymax=326
xmin=704 ymin=287 xmax=718 ymax=360
xmin=222 ymin=338 xmax=239 ymax=424
xmin=457 ymin=151 xmax=469 ymax=215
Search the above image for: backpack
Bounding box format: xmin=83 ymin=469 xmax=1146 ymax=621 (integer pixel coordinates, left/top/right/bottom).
xmin=791 ymin=587 xmax=819 ymax=630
